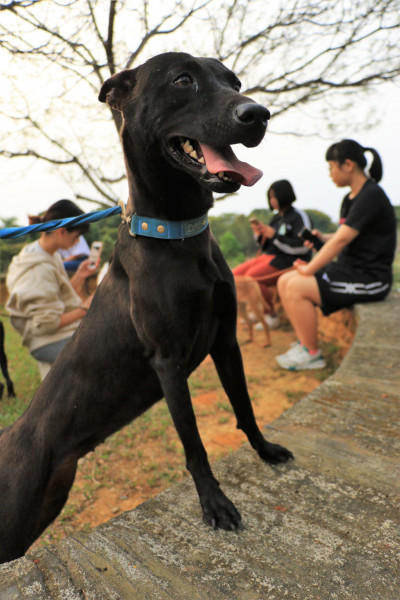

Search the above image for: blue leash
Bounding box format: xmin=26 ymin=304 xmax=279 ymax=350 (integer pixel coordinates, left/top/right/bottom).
xmin=0 ymin=206 xmax=122 ymax=240
xmin=0 ymin=204 xmax=209 ymax=241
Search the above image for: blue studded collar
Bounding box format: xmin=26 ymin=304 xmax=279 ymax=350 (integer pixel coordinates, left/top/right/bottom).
xmin=128 ymin=213 xmax=209 ymax=240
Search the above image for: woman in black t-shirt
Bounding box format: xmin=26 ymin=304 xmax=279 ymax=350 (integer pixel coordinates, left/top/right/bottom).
xmin=276 ymin=139 xmax=397 ymax=371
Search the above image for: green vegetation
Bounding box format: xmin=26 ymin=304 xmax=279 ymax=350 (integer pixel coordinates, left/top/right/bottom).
xmin=84 ymin=213 xmax=122 ymax=265
xmin=0 ymin=218 xmax=26 ymax=275
xmin=219 ymin=231 xmax=245 ymax=267
xmin=0 ymin=321 xmax=40 ymax=427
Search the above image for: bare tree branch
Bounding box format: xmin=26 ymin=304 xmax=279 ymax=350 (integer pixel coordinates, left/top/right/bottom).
xmin=0 ymin=0 xmax=42 ymax=8
xmin=124 ymin=0 xmax=213 ymax=69
xmin=0 ymin=0 xmax=399 ymax=207
xmin=74 ymin=193 xmax=115 ymax=209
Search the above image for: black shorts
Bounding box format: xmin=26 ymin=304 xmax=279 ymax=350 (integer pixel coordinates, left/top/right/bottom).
xmin=315 ymin=263 xmax=391 ymax=316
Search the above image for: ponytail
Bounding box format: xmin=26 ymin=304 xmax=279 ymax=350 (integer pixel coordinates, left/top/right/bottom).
xmin=362 ymin=147 xmax=383 ymax=183
xmin=27 ymin=199 xmax=89 ymax=234
xmin=28 ymin=214 xmax=44 ymax=225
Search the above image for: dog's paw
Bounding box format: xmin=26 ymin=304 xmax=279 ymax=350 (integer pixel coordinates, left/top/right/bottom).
xmin=201 ymin=491 xmax=242 ymax=531
xmin=257 ymin=440 xmax=294 ymax=464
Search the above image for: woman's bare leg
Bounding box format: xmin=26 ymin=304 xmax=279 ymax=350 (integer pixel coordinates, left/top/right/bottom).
xmin=278 ymin=271 xmax=322 ymax=350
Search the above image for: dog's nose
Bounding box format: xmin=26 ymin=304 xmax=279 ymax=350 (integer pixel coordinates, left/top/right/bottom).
xmin=235 ymin=103 xmax=270 ymax=128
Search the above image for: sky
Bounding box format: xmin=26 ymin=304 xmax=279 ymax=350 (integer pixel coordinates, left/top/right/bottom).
xmin=1 ymin=64 xmax=399 ymax=228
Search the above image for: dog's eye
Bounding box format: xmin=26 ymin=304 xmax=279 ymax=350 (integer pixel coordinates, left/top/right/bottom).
xmin=233 ymin=79 xmax=241 ymax=92
xmin=174 ymin=74 xmax=194 ymax=88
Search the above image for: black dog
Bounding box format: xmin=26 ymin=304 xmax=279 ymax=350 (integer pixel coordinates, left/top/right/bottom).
xmin=0 ymin=52 xmax=292 ymax=563
xmin=0 ymin=321 xmax=15 ymax=401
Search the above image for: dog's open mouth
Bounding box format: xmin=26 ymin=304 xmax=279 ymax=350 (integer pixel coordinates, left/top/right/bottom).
xmin=168 ymin=137 xmax=263 ymax=188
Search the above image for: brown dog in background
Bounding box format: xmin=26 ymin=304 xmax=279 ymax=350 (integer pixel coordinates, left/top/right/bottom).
xmin=234 ymin=275 xmax=271 ymax=346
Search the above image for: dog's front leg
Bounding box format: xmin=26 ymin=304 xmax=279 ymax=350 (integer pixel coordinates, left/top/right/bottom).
xmin=153 ymin=356 xmax=241 ymax=530
xmin=211 ymin=338 xmax=294 ymax=464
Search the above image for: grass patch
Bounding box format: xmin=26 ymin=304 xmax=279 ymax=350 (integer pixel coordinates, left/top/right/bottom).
xmin=0 ymin=317 xmax=40 ymax=427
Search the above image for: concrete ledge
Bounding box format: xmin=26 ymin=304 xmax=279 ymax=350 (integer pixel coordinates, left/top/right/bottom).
xmin=1 ymin=294 xmax=399 ymax=599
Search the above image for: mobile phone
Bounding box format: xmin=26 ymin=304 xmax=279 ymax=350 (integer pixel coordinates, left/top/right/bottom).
xmin=88 ymin=241 xmax=103 ymax=268
xmin=298 ymin=227 xmax=324 ymax=250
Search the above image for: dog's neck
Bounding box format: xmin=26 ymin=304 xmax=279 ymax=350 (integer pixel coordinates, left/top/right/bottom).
xmin=121 ymin=129 xmax=214 ymax=222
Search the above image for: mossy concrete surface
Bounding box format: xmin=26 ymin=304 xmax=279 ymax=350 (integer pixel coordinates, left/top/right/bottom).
xmin=1 ymin=294 xmax=399 ymax=600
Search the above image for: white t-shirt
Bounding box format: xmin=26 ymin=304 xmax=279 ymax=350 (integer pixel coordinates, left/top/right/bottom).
xmin=58 ymin=236 xmax=90 ymax=260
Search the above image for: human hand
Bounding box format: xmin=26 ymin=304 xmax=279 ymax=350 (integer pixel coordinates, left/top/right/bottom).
xmin=300 ymin=229 xmax=324 ymax=250
xmin=262 ymin=225 xmax=276 ymax=238
xmin=294 ymin=259 xmax=313 ymax=276
xmin=81 ymin=294 xmax=94 ymax=311
xmin=252 ymin=224 xmax=274 ymax=238
xmin=76 ymin=258 xmax=101 ymax=278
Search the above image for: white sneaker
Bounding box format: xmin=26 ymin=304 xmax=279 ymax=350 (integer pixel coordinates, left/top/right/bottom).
xmin=265 ymin=314 xmax=280 ymax=329
xmin=275 ymin=341 xmax=301 ymax=361
xmin=254 ymin=314 xmax=280 ymax=331
xmin=276 ymin=344 xmax=326 ymax=370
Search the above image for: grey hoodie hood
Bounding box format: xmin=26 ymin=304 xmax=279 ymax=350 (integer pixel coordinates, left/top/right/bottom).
xmin=6 ymin=241 xmax=62 ymax=290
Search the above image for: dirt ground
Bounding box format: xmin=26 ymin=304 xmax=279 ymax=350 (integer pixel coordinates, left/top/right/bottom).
xmin=31 ymin=309 xmax=355 ymax=550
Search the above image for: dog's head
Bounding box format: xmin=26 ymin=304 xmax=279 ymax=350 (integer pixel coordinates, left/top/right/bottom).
xmin=99 ymin=52 xmax=269 ymax=194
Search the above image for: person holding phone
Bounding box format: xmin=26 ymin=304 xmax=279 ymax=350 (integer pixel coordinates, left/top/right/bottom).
xmin=232 ymin=179 xmax=313 ymax=328
xmin=276 ymin=139 xmax=396 ymax=371
xmin=6 ymin=199 xmax=100 ymax=378
xmin=58 ymin=234 xmax=90 ymax=273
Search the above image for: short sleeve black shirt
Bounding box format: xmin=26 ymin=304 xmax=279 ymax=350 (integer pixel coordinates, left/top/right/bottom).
xmin=337 ymin=179 xmax=396 ymax=281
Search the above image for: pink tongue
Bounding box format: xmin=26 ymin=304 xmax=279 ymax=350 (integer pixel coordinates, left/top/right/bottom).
xmin=199 ymin=143 xmax=263 ymax=187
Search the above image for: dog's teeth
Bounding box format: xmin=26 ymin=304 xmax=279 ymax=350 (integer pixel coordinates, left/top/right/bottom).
xmin=179 ymin=139 xmax=204 ymax=163
xmin=217 ymin=172 xmax=225 ymax=179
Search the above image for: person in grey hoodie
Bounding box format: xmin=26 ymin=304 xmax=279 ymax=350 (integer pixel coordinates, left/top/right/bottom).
xmin=6 ymin=200 xmax=99 ymax=378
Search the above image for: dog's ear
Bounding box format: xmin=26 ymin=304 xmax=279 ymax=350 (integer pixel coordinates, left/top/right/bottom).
xmin=98 ymin=69 xmax=137 ymax=111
